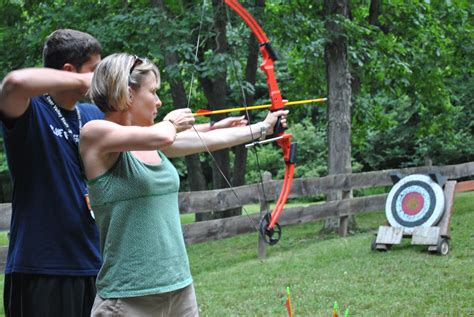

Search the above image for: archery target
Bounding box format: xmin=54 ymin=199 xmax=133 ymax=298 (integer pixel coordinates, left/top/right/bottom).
xmin=385 ymin=174 xmax=445 ymax=229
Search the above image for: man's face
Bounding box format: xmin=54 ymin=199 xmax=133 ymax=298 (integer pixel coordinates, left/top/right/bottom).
xmin=77 ymin=54 xmax=101 ymax=73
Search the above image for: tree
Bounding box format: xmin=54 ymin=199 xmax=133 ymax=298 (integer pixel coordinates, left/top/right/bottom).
xmin=0 ymin=0 xmax=472 ymax=207
xmin=151 ymin=0 xmax=208 ymax=221
xmin=322 ymin=0 xmax=354 ymax=234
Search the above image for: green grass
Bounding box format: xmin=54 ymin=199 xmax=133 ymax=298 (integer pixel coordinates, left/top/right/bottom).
xmin=188 ymin=192 xmax=474 ymax=316
xmin=0 ymin=234 xmax=7 ymax=247
xmin=181 ymin=213 xmax=196 ymax=224
xmin=0 ymin=192 xmax=472 ymax=316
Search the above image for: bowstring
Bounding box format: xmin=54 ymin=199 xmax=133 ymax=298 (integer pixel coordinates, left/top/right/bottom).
xmin=186 ymin=0 xmax=261 ymax=231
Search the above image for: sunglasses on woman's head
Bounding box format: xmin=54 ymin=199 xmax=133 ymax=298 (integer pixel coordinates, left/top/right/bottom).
xmin=130 ymin=55 xmax=144 ymax=74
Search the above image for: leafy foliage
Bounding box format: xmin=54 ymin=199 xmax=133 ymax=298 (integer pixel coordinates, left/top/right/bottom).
xmin=0 ymin=0 xmax=472 ymax=181
xmin=348 ymin=0 xmax=474 ymax=169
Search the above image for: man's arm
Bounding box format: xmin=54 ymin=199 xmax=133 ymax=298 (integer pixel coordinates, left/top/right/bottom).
xmin=0 ymin=68 xmax=91 ymax=119
xmin=192 ymin=115 xmax=248 ymax=132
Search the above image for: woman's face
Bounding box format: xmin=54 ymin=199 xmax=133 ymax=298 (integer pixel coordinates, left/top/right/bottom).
xmin=130 ymin=72 xmax=162 ymax=126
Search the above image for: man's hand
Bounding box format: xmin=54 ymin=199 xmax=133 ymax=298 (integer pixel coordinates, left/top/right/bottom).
xmin=212 ymin=115 xmax=248 ymax=129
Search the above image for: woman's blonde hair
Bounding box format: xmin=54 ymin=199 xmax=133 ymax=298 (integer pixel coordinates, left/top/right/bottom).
xmin=89 ymin=53 xmax=160 ymax=112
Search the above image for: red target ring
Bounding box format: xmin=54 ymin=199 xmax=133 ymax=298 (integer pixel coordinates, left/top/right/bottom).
xmin=401 ymin=192 xmax=424 ymax=215
xmin=385 ymin=174 xmax=445 ymax=231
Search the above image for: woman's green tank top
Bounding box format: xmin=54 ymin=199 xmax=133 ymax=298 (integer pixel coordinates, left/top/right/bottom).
xmin=88 ymin=151 xmax=192 ymax=298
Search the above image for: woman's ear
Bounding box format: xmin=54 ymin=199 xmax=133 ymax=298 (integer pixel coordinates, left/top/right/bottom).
xmin=128 ymin=86 xmax=134 ymax=102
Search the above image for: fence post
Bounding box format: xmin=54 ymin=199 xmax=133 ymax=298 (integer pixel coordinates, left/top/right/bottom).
xmin=258 ymin=171 xmax=272 ymax=259
xmin=338 ymin=190 xmax=351 ymax=237
xmin=425 ymin=157 xmax=433 ymax=167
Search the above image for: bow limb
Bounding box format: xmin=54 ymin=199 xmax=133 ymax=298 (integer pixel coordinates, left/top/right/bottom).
xmin=224 ymin=0 xmax=297 ymax=244
xmin=268 ymin=152 xmax=295 ymax=229
xmin=224 ymin=0 xmax=284 ymax=111
xmin=267 ymin=135 xmax=297 ymax=230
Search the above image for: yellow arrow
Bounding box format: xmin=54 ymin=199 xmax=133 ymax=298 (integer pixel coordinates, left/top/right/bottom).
xmin=192 ymin=98 xmax=327 ymax=117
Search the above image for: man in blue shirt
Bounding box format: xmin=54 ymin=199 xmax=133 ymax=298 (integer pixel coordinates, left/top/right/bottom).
xmin=0 ymin=29 xmax=103 ymax=317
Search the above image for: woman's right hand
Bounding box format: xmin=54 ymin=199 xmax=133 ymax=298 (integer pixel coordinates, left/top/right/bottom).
xmin=163 ymin=108 xmax=195 ymax=133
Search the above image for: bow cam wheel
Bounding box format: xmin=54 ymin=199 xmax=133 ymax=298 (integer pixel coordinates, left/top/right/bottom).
xmin=259 ymin=214 xmax=282 ymax=245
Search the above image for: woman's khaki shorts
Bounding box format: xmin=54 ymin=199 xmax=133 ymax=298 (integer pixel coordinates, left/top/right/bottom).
xmin=91 ymin=284 xmax=199 ymax=317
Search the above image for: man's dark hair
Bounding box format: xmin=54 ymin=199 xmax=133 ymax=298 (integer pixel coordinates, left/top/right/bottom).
xmin=43 ymin=29 xmax=102 ymax=70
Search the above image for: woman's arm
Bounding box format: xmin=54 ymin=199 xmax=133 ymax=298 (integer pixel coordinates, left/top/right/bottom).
xmin=80 ymin=120 xmax=177 ymax=154
xmin=79 ymin=108 xmax=194 ymax=179
xmin=163 ymin=110 xmax=288 ymax=157
xmin=80 ymin=108 xmax=194 ymax=154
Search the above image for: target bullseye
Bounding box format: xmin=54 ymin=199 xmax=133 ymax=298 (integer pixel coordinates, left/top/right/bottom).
xmin=401 ymin=192 xmax=424 ymax=215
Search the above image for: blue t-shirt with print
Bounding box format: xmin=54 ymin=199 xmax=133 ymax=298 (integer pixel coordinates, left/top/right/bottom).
xmin=1 ymin=95 xmax=103 ymax=275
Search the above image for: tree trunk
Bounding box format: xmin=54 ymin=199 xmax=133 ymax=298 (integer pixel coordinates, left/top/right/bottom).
xmin=164 ymin=52 xmax=209 ymax=221
xmin=193 ymin=0 xmax=236 ymax=219
xmin=368 ymin=0 xmax=380 ymax=26
xmin=152 ymin=0 xmax=208 ymax=221
xmin=322 ymin=0 xmax=356 ymax=234
xmin=367 ymin=0 xmax=389 ymax=33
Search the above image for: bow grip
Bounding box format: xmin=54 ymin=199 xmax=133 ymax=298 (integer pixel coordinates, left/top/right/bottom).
xmin=270 ymin=109 xmax=285 ymax=136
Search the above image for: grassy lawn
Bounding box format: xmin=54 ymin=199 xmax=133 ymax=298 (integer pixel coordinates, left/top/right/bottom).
xmin=0 ymin=192 xmax=472 ymax=316
xmin=188 ymin=191 xmax=474 ymax=316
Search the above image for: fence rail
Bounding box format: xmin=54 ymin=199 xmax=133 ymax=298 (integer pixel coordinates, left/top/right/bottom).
xmin=177 ymin=161 xmax=474 ymax=213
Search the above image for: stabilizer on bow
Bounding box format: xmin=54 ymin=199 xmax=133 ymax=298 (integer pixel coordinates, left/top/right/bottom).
xmin=225 ymin=0 xmax=297 ymax=245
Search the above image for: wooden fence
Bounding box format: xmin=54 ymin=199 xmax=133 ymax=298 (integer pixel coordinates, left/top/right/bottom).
xmin=178 ymin=161 xmax=474 ymax=244
xmin=0 ymin=161 xmax=473 ymax=268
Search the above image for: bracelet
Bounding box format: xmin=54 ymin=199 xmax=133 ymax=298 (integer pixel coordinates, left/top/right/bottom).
xmin=258 ymin=122 xmax=269 ymax=141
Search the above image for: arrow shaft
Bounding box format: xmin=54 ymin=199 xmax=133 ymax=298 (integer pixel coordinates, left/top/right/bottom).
xmin=192 ymin=98 xmax=327 ymax=117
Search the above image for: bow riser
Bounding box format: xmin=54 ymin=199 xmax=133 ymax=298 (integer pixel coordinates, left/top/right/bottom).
xmin=277 ymin=135 xmax=294 ymax=162
xmin=260 ymin=54 xmax=285 ymax=111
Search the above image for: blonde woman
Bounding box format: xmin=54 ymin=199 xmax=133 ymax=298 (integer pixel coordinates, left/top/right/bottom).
xmin=80 ymin=53 xmax=288 ymax=316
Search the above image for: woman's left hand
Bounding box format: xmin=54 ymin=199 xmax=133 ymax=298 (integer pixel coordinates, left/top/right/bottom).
xmin=263 ymin=110 xmax=289 ymax=134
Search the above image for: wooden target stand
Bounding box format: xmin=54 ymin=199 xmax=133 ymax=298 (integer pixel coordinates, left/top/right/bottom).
xmin=372 ymin=173 xmax=457 ymax=255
